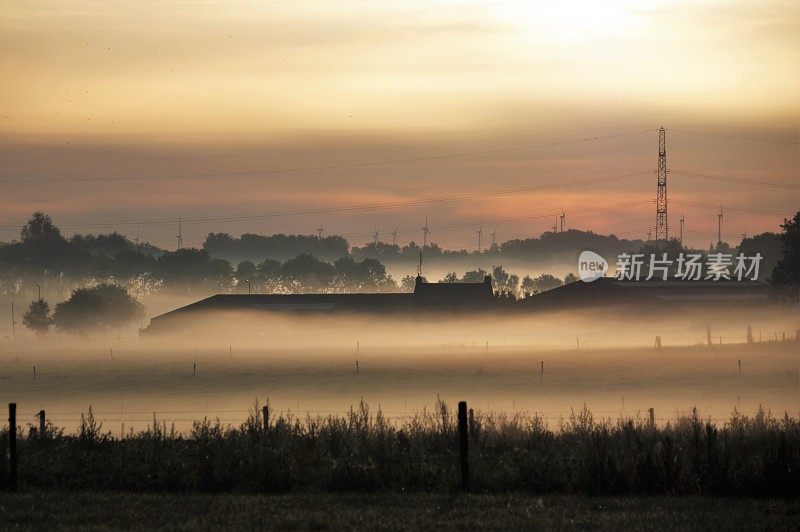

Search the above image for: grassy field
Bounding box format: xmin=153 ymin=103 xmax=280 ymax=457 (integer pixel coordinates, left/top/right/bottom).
xmin=2 ymin=402 xmax=798 ymax=495
xmin=1 ymin=340 xmax=797 ymax=436
xmin=0 ymin=492 xmax=797 ymax=530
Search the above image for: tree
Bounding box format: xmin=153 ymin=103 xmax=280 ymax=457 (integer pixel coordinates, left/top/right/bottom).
xmin=521 ymin=275 xmax=536 ymax=295
xmin=401 ymin=275 xmax=422 ymax=292
xmin=531 ymin=274 xmax=563 ymax=293
xmin=769 ymin=212 xmax=799 ymax=302
xmin=333 ymin=257 xmax=394 ymax=292
xmin=52 ymin=284 xmax=144 ymax=333
xmin=441 ymin=272 xmax=459 ymax=283
xmin=235 ymin=261 xmax=258 ymax=291
xmin=256 ymin=259 xmax=283 ymax=292
xmin=492 ymin=265 xmax=518 ymax=295
xmin=564 ymin=272 xmax=578 ymax=284
xmin=23 ymin=299 xmax=50 ymax=335
xmin=461 ymin=268 xmax=488 ymax=283
xmin=280 ymin=254 xmax=336 ymax=291
xmin=157 ymin=248 xmax=233 ymax=291
xmin=20 ymin=212 xmax=65 ymax=245
xmin=738 ymin=232 xmax=781 ymax=281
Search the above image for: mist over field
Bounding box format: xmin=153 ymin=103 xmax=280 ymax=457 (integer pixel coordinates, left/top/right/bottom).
xmin=1 ymin=302 xmax=796 ymax=436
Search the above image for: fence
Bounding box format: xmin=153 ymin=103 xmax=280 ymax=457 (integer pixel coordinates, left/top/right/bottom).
xmin=3 ymin=399 xmax=798 ymax=495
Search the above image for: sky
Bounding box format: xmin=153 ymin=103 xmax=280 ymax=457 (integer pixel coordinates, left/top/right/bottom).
xmin=1 ymin=0 xmax=798 ymax=252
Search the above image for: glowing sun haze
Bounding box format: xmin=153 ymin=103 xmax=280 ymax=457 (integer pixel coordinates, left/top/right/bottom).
xmin=1 ymin=0 xmax=798 ymax=250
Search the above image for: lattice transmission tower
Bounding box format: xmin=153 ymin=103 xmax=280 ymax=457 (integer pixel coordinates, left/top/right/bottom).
xmin=655 ymin=127 xmax=668 ymax=244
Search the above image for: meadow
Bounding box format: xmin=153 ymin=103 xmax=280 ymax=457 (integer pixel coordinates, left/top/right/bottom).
xmin=1 ymin=398 xmax=798 ymax=496
xmin=1 ymin=311 xmax=797 ymax=497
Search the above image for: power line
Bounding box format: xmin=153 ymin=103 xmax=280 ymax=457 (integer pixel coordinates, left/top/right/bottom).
xmin=0 ymin=171 xmax=653 ymax=230
xmin=670 ymin=199 xmax=795 ymax=217
xmin=0 ymin=129 xmax=658 ymax=184
xmin=670 ymin=170 xmax=800 ymax=190
xmin=667 ymin=128 xmax=799 ymax=146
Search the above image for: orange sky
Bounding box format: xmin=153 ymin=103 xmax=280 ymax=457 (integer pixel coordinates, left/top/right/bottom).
xmin=1 ymin=0 xmax=798 ymax=251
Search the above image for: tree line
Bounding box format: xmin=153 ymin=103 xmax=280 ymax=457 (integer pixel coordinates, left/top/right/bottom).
xmin=0 ymin=212 xmax=623 ymax=302
xmin=3 ymin=211 xmax=797 ymax=334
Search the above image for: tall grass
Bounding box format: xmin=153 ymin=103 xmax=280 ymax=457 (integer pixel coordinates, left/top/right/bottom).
xmin=1 ymin=401 xmax=798 ymax=495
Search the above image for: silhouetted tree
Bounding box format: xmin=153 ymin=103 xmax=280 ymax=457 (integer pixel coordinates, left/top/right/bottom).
xmin=521 ymin=275 xmax=535 ymax=295
xmin=235 ymin=261 xmax=258 ymax=291
xmin=400 ymin=275 xmax=421 ymax=292
xmin=529 ymin=274 xmax=563 ymax=293
xmin=769 ymin=212 xmax=799 ymax=302
xmin=204 ymin=232 xmax=349 ymax=263
xmin=157 ymin=248 xmax=233 ymax=291
xmin=738 ymin=232 xmax=781 ymax=281
xmin=52 ymin=284 xmax=144 ymax=333
xmin=255 ymin=259 xmax=283 ymax=292
xmin=461 ymin=268 xmax=488 ymax=283
xmin=441 ymin=272 xmax=459 ymax=283
xmin=0 ymin=212 xmax=83 ymax=285
xmin=333 ymin=257 xmax=396 ymax=292
xmin=635 ymin=238 xmax=691 ymax=278
xmin=564 ymin=272 xmax=578 ymax=284
xmin=281 ymin=254 xmax=336 ymax=291
xmin=491 ymin=265 xmax=519 ymax=294
xmin=23 ymin=299 xmax=50 ymax=336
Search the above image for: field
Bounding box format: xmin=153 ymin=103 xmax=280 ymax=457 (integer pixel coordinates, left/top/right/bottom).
xmin=1 ymin=313 xmax=798 ymax=503
xmin=0 ymin=327 xmax=797 ymax=436
xmin=1 ymin=492 xmax=798 ymax=530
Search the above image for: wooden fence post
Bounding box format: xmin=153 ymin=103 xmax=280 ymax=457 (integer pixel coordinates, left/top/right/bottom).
xmin=9 ymin=403 xmax=17 ymax=492
xmin=458 ymin=401 xmax=469 ymax=491
xmin=262 ymin=404 xmax=270 ymax=431
xmin=648 ymin=407 xmax=655 ymax=430
xmin=38 ymin=409 xmax=45 ymax=437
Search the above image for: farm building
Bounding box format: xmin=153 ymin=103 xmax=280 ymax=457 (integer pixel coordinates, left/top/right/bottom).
xmin=145 ymin=276 xmax=495 ymax=333
xmin=144 ymin=275 xmax=772 ymax=333
xmin=517 ymin=277 xmax=770 ymax=311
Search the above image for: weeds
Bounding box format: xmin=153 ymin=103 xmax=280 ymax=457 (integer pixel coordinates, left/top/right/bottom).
xmin=0 ymin=401 xmax=797 ymax=495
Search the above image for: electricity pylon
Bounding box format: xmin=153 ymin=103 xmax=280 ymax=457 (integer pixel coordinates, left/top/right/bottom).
xmin=655 ymin=127 xmax=668 ymax=244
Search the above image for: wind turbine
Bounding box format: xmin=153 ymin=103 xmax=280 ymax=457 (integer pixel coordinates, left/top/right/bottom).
xmin=476 ymin=221 xmax=483 ymax=253
xmin=717 ymin=208 xmax=724 ymax=246
xmin=373 ymin=228 xmax=380 ymax=247
xmin=551 ymin=219 xmax=558 ymax=233
xmin=316 ymin=224 xmax=324 ymax=241
xmin=560 ymin=207 xmax=566 ymax=233
xmin=391 ymin=227 xmax=398 ymax=247
xmin=176 ymin=217 xmax=183 ymax=249
xmin=679 ymin=214 xmax=685 ymax=247
xmin=490 ymin=226 xmax=497 ymax=249
xmin=134 ymin=225 xmax=140 ymax=247
xmin=421 ymin=215 xmax=430 ymax=247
